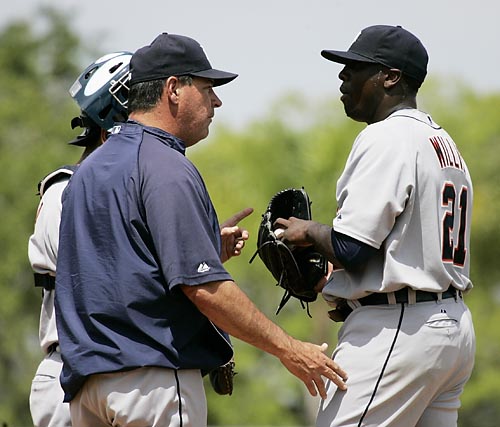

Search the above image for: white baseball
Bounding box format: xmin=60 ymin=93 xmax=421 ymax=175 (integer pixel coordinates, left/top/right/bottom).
xmin=274 ymin=228 xmax=285 ymax=239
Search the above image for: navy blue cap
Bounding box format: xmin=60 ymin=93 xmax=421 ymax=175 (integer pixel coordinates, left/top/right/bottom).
xmin=130 ymin=33 xmax=238 ymax=87
xmin=321 ymin=25 xmax=428 ymax=85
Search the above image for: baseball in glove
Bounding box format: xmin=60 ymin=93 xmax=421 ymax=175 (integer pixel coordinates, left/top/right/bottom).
xmin=250 ymin=188 xmax=327 ymax=316
xmin=209 ymin=360 xmax=236 ymax=396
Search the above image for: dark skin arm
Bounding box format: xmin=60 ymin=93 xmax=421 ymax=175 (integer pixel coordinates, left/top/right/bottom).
xmin=274 ymin=217 xmax=344 ymax=270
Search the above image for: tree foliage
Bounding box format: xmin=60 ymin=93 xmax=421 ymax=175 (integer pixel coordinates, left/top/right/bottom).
xmin=1 ymin=9 xmax=500 ymax=427
xmin=0 ymin=9 xmax=83 ymax=426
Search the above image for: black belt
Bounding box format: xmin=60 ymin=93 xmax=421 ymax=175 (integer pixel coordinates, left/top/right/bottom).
xmin=328 ymin=287 xmax=461 ymax=322
xmin=357 ymin=287 xmax=460 ymax=306
xmin=34 ymin=273 xmax=55 ymax=290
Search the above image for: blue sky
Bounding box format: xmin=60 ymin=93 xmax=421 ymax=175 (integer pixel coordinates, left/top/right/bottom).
xmin=2 ymin=0 xmax=498 ymax=128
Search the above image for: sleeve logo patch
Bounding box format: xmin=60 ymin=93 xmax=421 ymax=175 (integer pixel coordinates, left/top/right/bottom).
xmin=197 ymin=262 xmax=211 ymax=273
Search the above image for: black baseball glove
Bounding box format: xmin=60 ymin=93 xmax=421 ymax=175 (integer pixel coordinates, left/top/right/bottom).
xmin=250 ymin=188 xmax=327 ymax=315
xmin=209 ymin=361 xmax=236 ymax=396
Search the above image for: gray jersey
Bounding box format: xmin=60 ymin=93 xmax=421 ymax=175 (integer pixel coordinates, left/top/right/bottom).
xmin=29 ymin=173 xmax=72 ymax=353
xmin=29 ymin=169 xmax=73 ymax=427
xmin=324 ymin=109 xmax=473 ymax=301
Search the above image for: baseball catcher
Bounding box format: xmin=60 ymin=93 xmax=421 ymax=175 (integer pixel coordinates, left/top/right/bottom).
xmin=250 ymin=188 xmax=327 ymax=315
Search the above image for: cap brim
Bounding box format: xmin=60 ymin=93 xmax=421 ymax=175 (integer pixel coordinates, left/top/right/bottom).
xmin=190 ymin=68 xmax=238 ymax=87
xmin=321 ymin=49 xmax=377 ymax=65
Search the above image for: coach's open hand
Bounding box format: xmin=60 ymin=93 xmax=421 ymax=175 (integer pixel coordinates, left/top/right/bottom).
xmin=183 ymin=280 xmax=347 ymax=400
xmin=278 ymin=339 xmax=347 ymax=399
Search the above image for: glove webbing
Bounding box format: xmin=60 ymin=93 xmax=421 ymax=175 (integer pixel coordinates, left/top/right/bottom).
xmin=249 ymin=240 xmax=313 ymax=317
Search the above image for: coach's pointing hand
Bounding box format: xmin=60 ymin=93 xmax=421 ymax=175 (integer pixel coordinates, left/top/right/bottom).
xmin=220 ymin=207 xmax=254 ymax=263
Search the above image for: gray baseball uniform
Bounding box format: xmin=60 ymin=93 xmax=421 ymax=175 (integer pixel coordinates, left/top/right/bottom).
xmin=318 ymin=109 xmax=475 ymax=427
xmin=29 ymin=169 xmax=74 ymax=427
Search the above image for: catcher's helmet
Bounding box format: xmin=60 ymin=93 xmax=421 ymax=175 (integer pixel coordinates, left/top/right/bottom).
xmin=68 ymin=51 xmax=132 ymax=145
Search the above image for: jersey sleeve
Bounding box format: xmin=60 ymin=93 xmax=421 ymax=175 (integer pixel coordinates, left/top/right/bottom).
xmin=333 ymin=124 xmax=415 ymax=249
xmin=139 ymin=145 xmax=232 ymax=289
xmin=28 ymin=179 xmax=68 ymax=274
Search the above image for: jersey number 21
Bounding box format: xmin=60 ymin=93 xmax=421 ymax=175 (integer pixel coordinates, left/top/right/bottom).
xmin=441 ymin=182 xmax=468 ymax=267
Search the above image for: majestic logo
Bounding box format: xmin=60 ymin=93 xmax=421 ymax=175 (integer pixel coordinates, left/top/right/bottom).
xmin=197 ymin=262 xmax=211 ymax=273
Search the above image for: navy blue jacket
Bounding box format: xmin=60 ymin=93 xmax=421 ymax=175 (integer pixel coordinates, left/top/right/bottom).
xmin=55 ymin=122 xmax=233 ymax=401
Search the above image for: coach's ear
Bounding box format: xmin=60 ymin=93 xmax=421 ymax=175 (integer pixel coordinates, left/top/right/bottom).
xmin=166 ymin=76 xmax=181 ymax=104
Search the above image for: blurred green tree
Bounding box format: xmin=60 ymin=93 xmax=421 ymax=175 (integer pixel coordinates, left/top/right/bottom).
xmin=0 ymin=8 xmax=83 ymax=426
xmin=1 ymin=7 xmax=500 ymax=427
